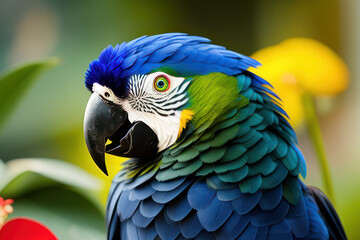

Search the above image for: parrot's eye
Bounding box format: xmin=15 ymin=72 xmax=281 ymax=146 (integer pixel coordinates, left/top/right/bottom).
xmin=104 ymin=92 xmax=110 ymax=98
xmin=153 ymin=75 xmax=170 ymax=92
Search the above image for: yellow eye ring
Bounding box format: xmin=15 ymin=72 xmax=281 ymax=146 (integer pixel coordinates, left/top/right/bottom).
xmin=153 ymin=75 xmax=170 ymax=92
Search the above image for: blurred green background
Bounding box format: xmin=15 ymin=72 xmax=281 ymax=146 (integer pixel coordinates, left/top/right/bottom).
xmin=1 ymin=0 xmax=360 ymax=238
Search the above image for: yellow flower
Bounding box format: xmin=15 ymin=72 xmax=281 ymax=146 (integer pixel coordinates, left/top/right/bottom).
xmin=250 ymin=38 xmax=349 ymax=127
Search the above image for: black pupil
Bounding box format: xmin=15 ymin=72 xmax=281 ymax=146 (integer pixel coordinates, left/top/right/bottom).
xmin=157 ymin=80 xmax=165 ymax=88
xmin=105 ymin=92 xmax=110 ymax=97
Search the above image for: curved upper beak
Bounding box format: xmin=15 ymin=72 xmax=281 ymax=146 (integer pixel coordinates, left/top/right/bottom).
xmin=83 ymin=93 xmax=159 ymax=175
xmin=84 ymin=93 xmax=127 ymax=175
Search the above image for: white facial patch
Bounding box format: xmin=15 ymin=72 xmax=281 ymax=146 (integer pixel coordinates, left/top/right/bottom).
xmin=123 ymin=72 xmax=190 ymax=151
xmin=92 ymin=83 xmax=122 ymax=104
xmin=92 ymin=72 xmax=190 ymax=152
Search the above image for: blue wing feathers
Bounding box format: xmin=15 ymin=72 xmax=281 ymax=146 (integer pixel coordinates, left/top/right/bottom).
xmin=131 ymin=208 xmax=154 ymax=228
xmin=197 ymin=196 xmax=233 ymax=231
xmin=167 ymin=193 xmax=192 ymax=222
xmin=151 ymin=177 xmax=186 ymax=192
xmin=187 ymin=181 xmax=216 ymax=210
xmin=117 ymin=191 xmax=140 ymax=221
xmin=179 ymin=211 xmax=203 ymax=238
xmin=216 ymin=187 xmax=243 ymax=201
xmin=107 ymin=209 xmax=121 ymax=240
xmin=251 ymin=199 xmax=290 ymax=227
xmin=232 ymin=190 xmax=262 ymax=215
xmin=137 ymin=223 xmax=158 ymax=240
xmin=152 ymin=179 xmax=192 ymax=204
xmin=217 ymin=213 xmax=250 ymax=240
xmin=109 ymin=175 xmax=330 ymax=240
xmin=106 ymin=183 xmax=124 ymax=223
xmin=155 ymin=211 xmax=181 ymax=240
xmin=175 ymin=235 xmax=187 ymax=240
xmin=288 ymin=215 xmax=309 ymax=238
xmin=269 ymin=220 xmax=291 ymax=234
xmin=131 ymin=183 xmax=156 ymax=200
xmin=256 ymin=227 xmax=269 ymax=240
xmin=125 ymin=220 xmax=141 ymax=240
xmin=237 ymin=224 xmax=258 ymax=240
xmin=259 ymin=185 xmax=283 ymax=211
xmin=194 ymin=230 xmax=216 ymax=240
xmin=139 ymin=198 xmax=164 ymax=218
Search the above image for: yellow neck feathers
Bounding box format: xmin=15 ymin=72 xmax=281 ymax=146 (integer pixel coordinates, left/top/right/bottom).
xmin=178 ymin=109 xmax=194 ymax=138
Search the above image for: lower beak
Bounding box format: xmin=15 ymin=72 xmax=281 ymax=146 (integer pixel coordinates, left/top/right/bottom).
xmin=83 ymin=93 xmax=159 ymax=175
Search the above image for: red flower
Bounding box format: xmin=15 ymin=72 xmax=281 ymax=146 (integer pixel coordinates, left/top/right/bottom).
xmin=0 ymin=217 xmax=58 ymax=240
xmin=0 ymin=198 xmax=14 ymax=207
xmin=0 ymin=198 xmax=14 ymax=217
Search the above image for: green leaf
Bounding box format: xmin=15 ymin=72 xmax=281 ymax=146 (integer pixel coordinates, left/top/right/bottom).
xmin=0 ymin=58 xmax=59 ymax=129
xmin=0 ymin=158 xmax=106 ymax=239
xmin=0 ymin=159 xmax=6 ymax=181
xmin=0 ymin=158 xmax=103 ymax=213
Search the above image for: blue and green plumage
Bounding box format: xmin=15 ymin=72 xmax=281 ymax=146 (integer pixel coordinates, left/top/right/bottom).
xmin=85 ymin=33 xmax=346 ymax=239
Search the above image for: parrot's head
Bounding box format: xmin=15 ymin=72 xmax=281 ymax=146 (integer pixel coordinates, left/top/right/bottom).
xmin=84 ymin=33 xmax=260 ymax=175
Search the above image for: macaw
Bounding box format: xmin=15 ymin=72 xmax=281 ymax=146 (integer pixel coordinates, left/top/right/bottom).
xmin=83 ymin=33 xmax=346 ymax=240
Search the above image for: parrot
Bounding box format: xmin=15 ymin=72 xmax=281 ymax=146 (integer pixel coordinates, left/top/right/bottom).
xmin=83 ymin=33 xmax=346 ymax=240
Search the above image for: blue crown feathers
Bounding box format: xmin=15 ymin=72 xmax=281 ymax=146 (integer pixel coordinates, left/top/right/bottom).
xmin=85 ymin=33 xmax=260 ymax=97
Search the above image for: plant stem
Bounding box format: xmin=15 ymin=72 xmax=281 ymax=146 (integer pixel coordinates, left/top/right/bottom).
xmin=302 ymin=93 xmax=334 ymax=201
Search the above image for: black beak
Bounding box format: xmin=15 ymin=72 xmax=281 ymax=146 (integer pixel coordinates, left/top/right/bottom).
xmin=84 ymin=93 xmax=159 ymax=175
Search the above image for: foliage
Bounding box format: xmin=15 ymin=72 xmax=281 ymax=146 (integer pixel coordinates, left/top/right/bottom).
xmin=0 ymin=158 xmax=106 ymax=239
xmin=0 ymin=60 xmax=106 ymax=239
xmin=0 ymin=58 xmax=59 ymax=130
